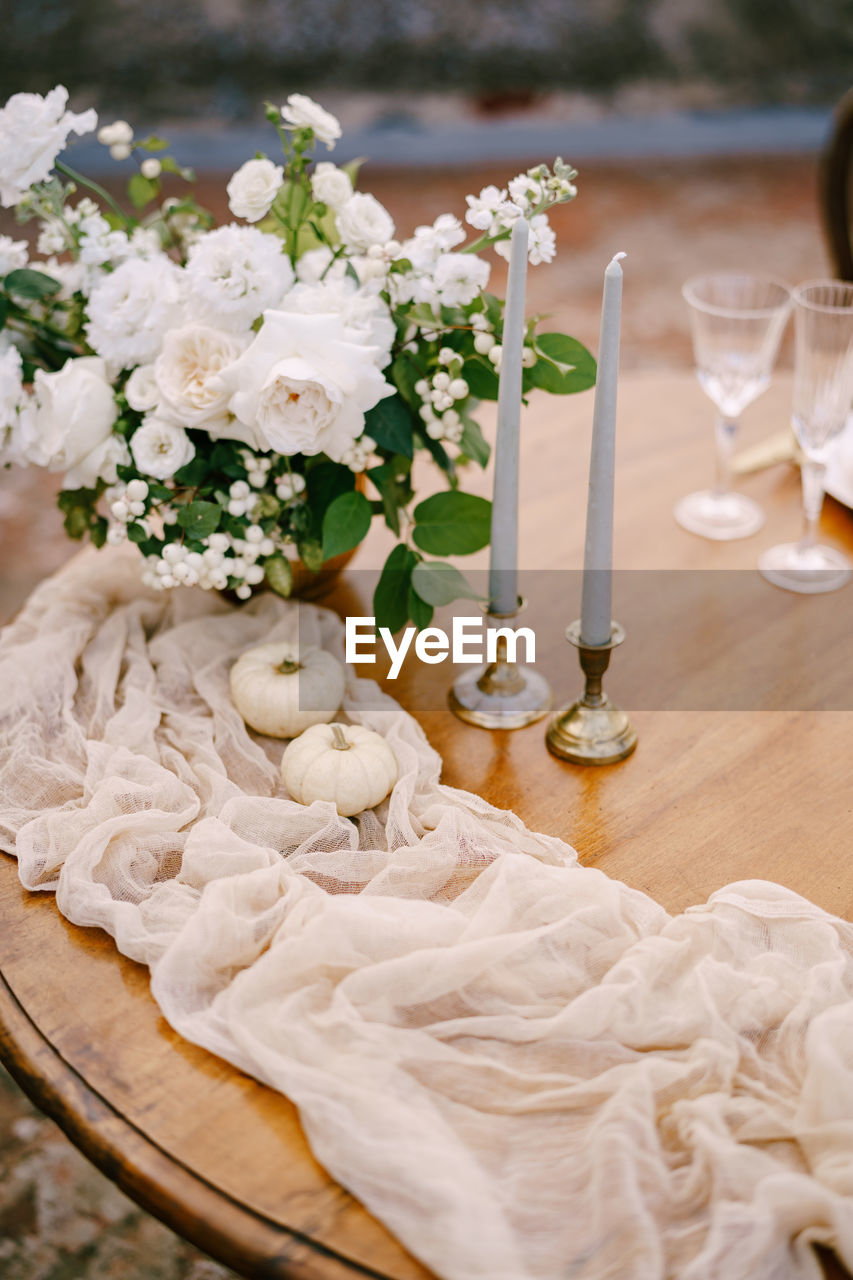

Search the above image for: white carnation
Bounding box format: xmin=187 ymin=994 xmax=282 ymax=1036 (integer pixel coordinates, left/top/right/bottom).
xmin=336 ymin=193 xmax=395 ymax=251
xmin=465 ymin=185 xmax=520 ymax=236
xmin=86 ymin=255 xmax=186 ymax=368
xmin=432 ymin=252 xmax=491 ymax=306
xmin=18 ymin=356 xmax=117 ymax=473
xmin=131 ymin=416 xmax=195 ymax=480
xmin=154 ymin=324 xmax=247 ymax=426
xmin=0 ymin=235 xmax=27 ymax=275
xmin=219 ymin=309 xmax=393 ymax=460
xmin=185 ymin=225 xmax=294 ymax=331
xmin=0 ymin=86 xmax=97 ymax=207
xmin=310 ymin=162 xmax=352 ymax=209
xmin=226 ymin=158 xmax=284 ymax=223
xmin=125 ymin=364 xmax=160 ymax=412
xmin=280 ymin=94 xmax=341 ymax=150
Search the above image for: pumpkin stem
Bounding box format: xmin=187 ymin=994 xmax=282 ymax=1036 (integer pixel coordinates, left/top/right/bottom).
xmin=330 ymin=723 xmax=351 ymax=751
xmin=275 ymin=658 xmax=302 ymax=675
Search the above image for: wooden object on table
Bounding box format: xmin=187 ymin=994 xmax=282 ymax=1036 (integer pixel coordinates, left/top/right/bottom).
xmin=1 ymin=371 xmax=852 ymax=1280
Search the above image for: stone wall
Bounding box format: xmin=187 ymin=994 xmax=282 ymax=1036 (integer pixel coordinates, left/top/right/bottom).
xmin=1 ymin=0 xmax=851 ymax=119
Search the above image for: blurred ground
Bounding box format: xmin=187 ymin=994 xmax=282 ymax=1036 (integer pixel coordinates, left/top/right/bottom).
xmin=0 ymin=150 xmax=835 ymax=1277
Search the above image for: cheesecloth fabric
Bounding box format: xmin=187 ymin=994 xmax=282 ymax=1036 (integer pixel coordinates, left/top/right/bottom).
xmin=2 ymin=546 xmax=853 ymax=1280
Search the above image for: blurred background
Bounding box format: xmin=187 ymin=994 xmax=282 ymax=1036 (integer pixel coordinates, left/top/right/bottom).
xmin=0 ymin=2 xmax=851 ymax=1277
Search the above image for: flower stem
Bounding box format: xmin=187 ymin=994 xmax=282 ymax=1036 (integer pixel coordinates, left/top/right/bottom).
xmin=55 ymin=161 xmax=133 ymax=228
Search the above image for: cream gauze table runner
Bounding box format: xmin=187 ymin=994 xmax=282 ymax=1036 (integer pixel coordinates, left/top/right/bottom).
xmin=2 ymin=547 xmax=853 ymax=1280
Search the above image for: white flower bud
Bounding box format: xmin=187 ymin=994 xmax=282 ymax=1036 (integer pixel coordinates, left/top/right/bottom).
xmin=110 ymin=143 xmax=132 ymax=162
xmin=140 ymin=158 xmax=162 ymax=180
xmin=98 ymin=121 xmax=134 ymax=147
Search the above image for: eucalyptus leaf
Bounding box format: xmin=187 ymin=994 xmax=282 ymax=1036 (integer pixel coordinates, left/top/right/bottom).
xmin=176 ymin=500 xmax=220 ymax=538
xmin=412 ymin=491 xmax=491 ymax=556
xmin=411 ymin=561 xmax=484 ymax=607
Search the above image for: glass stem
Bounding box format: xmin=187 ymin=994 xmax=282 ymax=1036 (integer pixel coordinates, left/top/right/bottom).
xmin=799 ymin=459 xmax=825 ymax=552
xmin=714 ymin=416 xmax=738 ymax=497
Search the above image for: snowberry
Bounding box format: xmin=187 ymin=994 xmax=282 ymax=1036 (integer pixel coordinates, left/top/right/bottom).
xmin=438 ymin=347 xmax=456 ymax=366
xmin=110 ymin=499 xmax=129 ymax=521
xmin=414 ymin=379 xmax=429 ymax=396
xmin=433 ymin=371 xmax=450 ymax=391
xmin=488 ymin=344 xmax=503 ymax=366
xmin=522 ymin=347 xmax=537 ymax=367
xmin=473 ymin=332 xmax=493 ymax=355
xmin=448 ymin=378 xmax=469 ymax=400
xmin=235 ymin=584 xmax=252 ymax=600
xmin=229 ymin=480 xmax=250 ymax=499
xmin=245 ymin=524 xmax=264 ymax=543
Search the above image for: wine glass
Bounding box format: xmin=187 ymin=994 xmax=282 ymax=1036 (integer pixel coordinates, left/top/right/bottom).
xmin=759 ymin=280 xmax=853 ymax=594
xmin=676 ymin=273 xmax=793 ymax=539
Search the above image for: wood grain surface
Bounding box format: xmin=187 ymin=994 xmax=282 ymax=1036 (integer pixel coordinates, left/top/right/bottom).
xmin=1 ymin=370 xmax=852 ymax=1279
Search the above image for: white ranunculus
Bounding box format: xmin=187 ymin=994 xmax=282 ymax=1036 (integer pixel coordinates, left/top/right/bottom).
xmin=64 ymin=433 xmax=130 ymax=489
xmin=131 ymin=416 xmax=195 ymax=480
xmin=310 ymin=162 xmax=352 ymax=210
xmin=432 ymin=252 xmax=491 ymax=306
xmin=86 ymin=255 xmax=186 ymax=368
xmin=125 ymin=364 xmax=160 ymax=412
xmin=280 ymin=94 xmax=341 ymax=150
xmin=18 ymin=356 xmax=117 ymax=472
xmin=0 ymin=86 xmax=97 ymax=207
xmin=280 ymin=280 xmax=394 ymax=369
xmin=219 ymin=309 xmax=393 ymax=460
xmin=336 ymin=193 xmax=395 ymax=251
xmin=226 ymin=158 xmax=284 ymax=223
xmin=0 ymin=235 xmax=27 ymax=275
xmin=154 ymin=324 xmax=247 ymax=426
xmin=185 ymin=225 xmax=294 ymax=332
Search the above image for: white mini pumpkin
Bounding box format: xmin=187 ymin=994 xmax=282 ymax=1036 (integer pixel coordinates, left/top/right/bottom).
xmin=229 ymin=642 xmax=345 ymax=738
xmin=280 ymin=722 xmax=398 ymax=817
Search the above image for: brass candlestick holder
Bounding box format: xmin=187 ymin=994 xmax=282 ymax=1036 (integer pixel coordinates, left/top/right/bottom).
xmin=546 ymin=620 xmax=637 ymax=764
xmin=448 ymin=599 xmax=552 ymax=730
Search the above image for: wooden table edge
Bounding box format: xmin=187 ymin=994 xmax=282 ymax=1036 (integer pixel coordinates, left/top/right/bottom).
xmin=0 ymin=963 xmax=395 ymax=1280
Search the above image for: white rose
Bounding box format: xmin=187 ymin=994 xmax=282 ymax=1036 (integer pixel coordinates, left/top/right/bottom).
xmin=336 ymin=193 xmax=395 ymax=251
xmin=310 ymin=162 xmax=352 ymax=210
xmin=0 ymin=86 xmax=97 ymax=207
xmin=86 ymin=255 xmax=186 ymax=368
xmin=226 ymin=158 xmax=284 ymax=223
xmin=154 ymin=324 xmax=247 ymax=426
xmin=19 ymin=357 xmax=117 ymax=472
xmin=125 ymin=364 xmax=160 ymax=412
xmin=64 ymin=433 xmax=130 ymax=489
xmin=280 ymin=94 xmax=341 ymax=150
xmin=280 ymin=280 xmax=394 ymax=369
xmin=131 ymin=416 xmax=195 ymax=480
xmin=219 ymin=309 xmax=393 ymax=460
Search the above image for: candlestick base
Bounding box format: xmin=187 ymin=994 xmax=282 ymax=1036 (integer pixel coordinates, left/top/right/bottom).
xmin=546 ymin=621 xmax=637 ymax=765
xmin=448 ymin=600 xmax=552 ymax=730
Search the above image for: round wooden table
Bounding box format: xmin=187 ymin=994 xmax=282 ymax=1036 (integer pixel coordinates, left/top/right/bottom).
xmin=2 ymin=371 xmax=852 ymax=1279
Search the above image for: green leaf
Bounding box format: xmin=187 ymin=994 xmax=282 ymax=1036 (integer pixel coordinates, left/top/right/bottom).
xmin=321 ymin=490 xmax=372 ymax=561
xmin=390 ymin=353 xmax=422 ymax=411
xmin=364 ymin=394 xmax=415 ymax=458
xmin=411 ymin=561 xmax=485 ymax=607
xmin=458 ymin=418 xmax=490 ymax=468
xmin=177 ymin=500 xmax=220 ymax=538
xmin=412 ymin=491 xmax=492 ymax=557
xmin=172 ymin=454 xmax=209 ymax=487
xmin=463 ymin=357 xmax=500 ymax=401
xmin=139 ymin=134 xmax=169 ymax=152
xmin=529 ymin=334 xmax=597 ymax=395
xmin=3 ymin=268 xmax=61 ymax=299
xmin=128 ymin=173 xmax=159 ymax=209
xmin=89 ymin=516 xmax=108 ymax=549
xmin=0 ymin=297 xmax=7 ymax=329
xmin=373 ymin=543 xmax=417 ymax=634
xmin=305 ymin=461 xmax=354 ymax=538
xmin=125 ymin=522 xmax=150 ymax=544
xmin=407 ymin=583 xmax=434 ymax=630
xmin=265 ymin=555 xmax=293 ymax=598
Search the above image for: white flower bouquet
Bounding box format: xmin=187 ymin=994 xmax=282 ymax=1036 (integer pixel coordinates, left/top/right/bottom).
xmin=0 ymin=86 xmax=595 ymax=630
